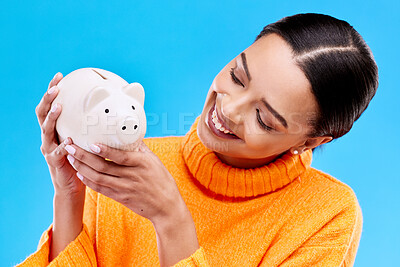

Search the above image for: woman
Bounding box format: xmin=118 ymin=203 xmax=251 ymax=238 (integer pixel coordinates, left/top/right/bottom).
xmin=18 ymin=13 xmax=378 ymax=266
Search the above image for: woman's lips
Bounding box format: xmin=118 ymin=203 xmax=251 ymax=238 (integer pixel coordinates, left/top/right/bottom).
xmin=207 ymin=101 xmax=240 ymax=140
xmin=214 ymin=103 xmax=235 ymax=133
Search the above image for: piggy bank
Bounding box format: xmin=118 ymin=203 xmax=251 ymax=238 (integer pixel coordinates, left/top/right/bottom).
xmin=51 ymin=68 xmax=146 ymax=152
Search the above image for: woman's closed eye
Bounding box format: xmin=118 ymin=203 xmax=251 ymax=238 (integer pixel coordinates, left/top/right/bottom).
xmin=229 ymin=68 xmax=274 ymax=132
xmin=256 ymin=109 xmax=274 ymax=132
xmin=230 ymin=68 xmax=245 ymax=87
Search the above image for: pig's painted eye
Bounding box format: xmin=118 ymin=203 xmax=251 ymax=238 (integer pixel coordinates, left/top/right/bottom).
xmin=105 ymin=109 xmax=109 ymax=113
xmin=132 ymin=105 xmax=135 ymax=110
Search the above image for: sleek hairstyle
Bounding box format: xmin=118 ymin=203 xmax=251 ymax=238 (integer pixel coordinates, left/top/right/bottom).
xmin=255 ymin=13 xmax=379 ymax=152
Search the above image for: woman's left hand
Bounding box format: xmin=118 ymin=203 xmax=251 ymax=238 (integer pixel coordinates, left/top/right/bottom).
xmin=64 ymin=140 xmax=189 ymax=225
xmin=65 ymin=139 xmax=200 ymax=266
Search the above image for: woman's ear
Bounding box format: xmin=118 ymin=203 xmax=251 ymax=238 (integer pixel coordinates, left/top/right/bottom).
xmin=302 ymin=135 xmax=333 ymax=152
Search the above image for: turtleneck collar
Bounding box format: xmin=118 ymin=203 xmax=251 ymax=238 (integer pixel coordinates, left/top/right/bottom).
xmin=181 ymin=116 xmax=313 ymax=198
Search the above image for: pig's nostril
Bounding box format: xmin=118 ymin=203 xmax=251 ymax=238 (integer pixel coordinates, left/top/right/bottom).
xmin=122 ymin=126 xmax=126 ymax=130
xmin=134 ymin=125 xmax=138 ymax=130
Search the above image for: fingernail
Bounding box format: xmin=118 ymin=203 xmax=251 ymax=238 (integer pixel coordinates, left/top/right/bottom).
xmin=65 ymin=145 xmax=76 ymax=155
xmin=67 ymin=154 xmax=75 ymax=164
xmin=63 ymin=138 xmax=71 ymax=145
xmin=48 ymin=86 xmax=56 ymax=95
xmin=76 ymin=172 xmax=83 ymax=181
xmin=53 ymin=72 xmax=61 ymax=80
xmin=89 ymin=144 xmax=101 ymax=153
xmin=50 ymin=104 xmax=58 ymax=113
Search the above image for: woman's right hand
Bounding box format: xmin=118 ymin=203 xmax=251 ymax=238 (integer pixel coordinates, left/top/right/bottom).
xmin=35 ymin=72 xmax=85 ymax=198
xmin=36 ymin=72 xmax=87 ymax=262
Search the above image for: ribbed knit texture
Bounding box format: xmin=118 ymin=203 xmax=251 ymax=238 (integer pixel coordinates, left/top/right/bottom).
xmin=16 ymin=116 xmax=362 ymax=266
xmin=182 ymin=120 xmax=313 ymax=198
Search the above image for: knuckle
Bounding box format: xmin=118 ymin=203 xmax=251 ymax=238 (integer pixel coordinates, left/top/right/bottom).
xmin=121 ymin=195 xmax=131 ymax=205
xmin=91 ymin=182 xmax=101 ymax=193
xmin=97 ymin=163 xmax=107 ymax=173
xmin=93 ymin=185 xmax=101 ymax=193
xmin=120 ymin=154 xmax=129 ymax=164
xmin=54 ymin=147 xmax=62 ymax=156
xmin=94 ymin=173 xmax=103 ymax=183
xmin=141 ymin=162 xmax=150 ymax=172
xmin=48 ymin=110 xmax=57 ymax=120
xmin=40 ymin=145 xmax=46 ymax=154
xmin=77 ymin=151 xmax=85 ymax=161
xmin=87 ymin=180 xmax=98 ymax=192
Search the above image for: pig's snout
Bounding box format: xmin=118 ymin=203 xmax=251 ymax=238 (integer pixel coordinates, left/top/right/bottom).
xmin=116 ymin=116 xmax=141 ymax=145
xmin=121 ymin=118 xmax=139 ymax=132
xmin=119 ymin=117 xmax=140 ymax=135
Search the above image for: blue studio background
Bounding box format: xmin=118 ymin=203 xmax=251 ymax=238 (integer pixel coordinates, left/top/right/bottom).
xmin=1 ymin=1 xmax=399 ymax=266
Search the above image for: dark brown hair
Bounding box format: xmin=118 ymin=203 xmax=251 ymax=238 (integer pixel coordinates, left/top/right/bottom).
xmin=255 ymin=13 xmax=379 ymax=152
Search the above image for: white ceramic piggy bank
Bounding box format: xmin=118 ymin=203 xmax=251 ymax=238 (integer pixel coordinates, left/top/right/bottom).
xmin=51 ymin=68 xmax=146 ymax=152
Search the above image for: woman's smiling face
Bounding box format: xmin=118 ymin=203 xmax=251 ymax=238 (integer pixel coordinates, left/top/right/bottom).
xmin=197 ymin=33 xmax=332 ymax=168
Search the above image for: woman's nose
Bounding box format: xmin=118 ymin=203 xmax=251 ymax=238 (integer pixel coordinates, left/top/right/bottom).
xmin=220 ymin=94 xmax=248 ymax=125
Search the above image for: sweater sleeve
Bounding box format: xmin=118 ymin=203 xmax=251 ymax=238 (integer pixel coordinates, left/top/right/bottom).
xmin=263 ymin=197 xmax=363 ymax=267
xmin=16 ymin=187 xmax=98 ymax=266
xmin=172 ymin=246 xmax=210 ymax=267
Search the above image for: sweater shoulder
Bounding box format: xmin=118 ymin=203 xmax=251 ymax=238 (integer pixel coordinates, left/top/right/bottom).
xmin=297 ymin=167 xmax=363 ymax=255
xmin=305 ymin=167 xmax=362 ymax=213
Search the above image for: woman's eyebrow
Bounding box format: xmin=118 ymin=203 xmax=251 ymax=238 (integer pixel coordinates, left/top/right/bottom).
xmin=261 ymin=98 xmax=289 ymax=129
xmin=240 ymin=52 xmax=288 ymax=129
xmin=240 ymin=52 xmax=252 ymax=81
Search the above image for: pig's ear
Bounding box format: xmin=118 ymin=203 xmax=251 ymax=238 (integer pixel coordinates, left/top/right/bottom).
xmin=122 ymin=83 xmax=145 ymax=106
xmin=84 ymin=86 xmax=110 ymax=112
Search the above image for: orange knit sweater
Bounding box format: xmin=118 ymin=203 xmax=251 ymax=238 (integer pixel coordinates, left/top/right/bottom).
xmin=17 ymin=116 xmax=362 ymax=266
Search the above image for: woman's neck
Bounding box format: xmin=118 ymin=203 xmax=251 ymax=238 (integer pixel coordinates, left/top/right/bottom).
xmin=214 ymin=151 xmax=286 ymax=169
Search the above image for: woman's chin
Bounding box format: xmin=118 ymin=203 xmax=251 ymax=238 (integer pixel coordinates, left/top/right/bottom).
xmin=197 ymin=123 xmax=239 ymax=158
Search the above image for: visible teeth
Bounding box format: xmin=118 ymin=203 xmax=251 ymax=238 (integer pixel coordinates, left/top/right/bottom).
xmin=211 ymin=106 xmax=235 ymax=134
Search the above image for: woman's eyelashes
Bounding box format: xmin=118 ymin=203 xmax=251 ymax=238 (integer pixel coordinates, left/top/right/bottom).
xmin=256 ymin=109 xmax=274 ymax=132
xmin=230 ymin=68 xmax=245 ymax=87
xmin=229 ymin=68 xmax=273 ymax=132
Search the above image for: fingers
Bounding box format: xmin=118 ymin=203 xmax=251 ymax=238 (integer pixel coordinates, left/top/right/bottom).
xmin=36 ymin=86 xmax=59 ymax=126
xmin=90 ymin=143 xmax=145 ymax=166
xmin=36 ymin=72 xmax=63 ymax=126
xmin=67 ymin=156 xmax=121 ymax=189
xmin=41 ymin=103 xmax=62 ymax=150
xmin=65 ymin=143 xmax=135 ymax=199
xmin=48 ymin=72 xmax=63 ymax=91
xmin=45 ymin=138 xmax=72 ymax=169
xmin=64 ymin=143 xmax=126 ymax=177
xmin=75 ymin=171 xmax=117 ymax=200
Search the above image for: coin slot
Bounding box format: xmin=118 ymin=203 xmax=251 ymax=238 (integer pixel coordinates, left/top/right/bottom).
xmin=92 ymin=69 xmax=107 ymax=80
